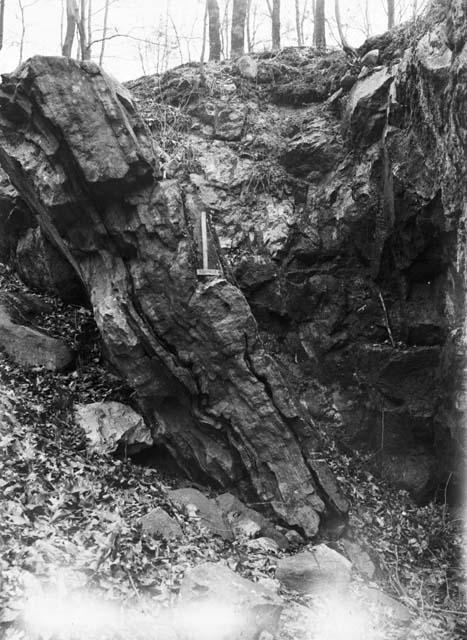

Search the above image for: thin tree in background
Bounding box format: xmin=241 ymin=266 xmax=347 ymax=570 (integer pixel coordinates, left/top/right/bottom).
xmin=17 ymin=0 xmax=25 ymax=63
xmin=266 ymin=0 xmax=280 ymax=50
xmin=231 ymin=0 xmax=248 ymax=57
xmin=207 ymin=0 xmax=221 ymax=61
xmin=387 ymin=0 xmax=395 ymax=29
xmin=63 ymin=0 xmax=78 ymax=57
xmin=0 ymin=0 xmax=5 ymax=51
xmin=99 ymin=0 xmax=110 ymax=67
xmin=77 ymin=0 xmax=90 ymax=59
xmin=313 ymin=0 xmax=325 ymax=50
xmin=200 ymin=0 xmax=208 ymax=64
xmin=334 ymin=0 xmax=355 ymax=55
xmin=246 ymin=0 xmax=252 ymax=51
xmin=294 ymin=0 xmax=303 ymax=46
xmin=99 ymin=0 xmax=110 ymax=65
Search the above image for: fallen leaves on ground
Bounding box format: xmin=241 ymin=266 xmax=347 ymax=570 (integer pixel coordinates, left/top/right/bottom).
xmin=0 ymin=265 xmax=465 ymax=639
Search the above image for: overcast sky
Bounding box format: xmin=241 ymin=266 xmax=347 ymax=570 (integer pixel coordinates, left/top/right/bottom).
xmin=0 ymin=0 xmax=423 ymax=82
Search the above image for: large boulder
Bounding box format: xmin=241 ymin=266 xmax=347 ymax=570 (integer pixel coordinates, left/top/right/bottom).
xmin=0 ymin=56 xmax=347 ymax=536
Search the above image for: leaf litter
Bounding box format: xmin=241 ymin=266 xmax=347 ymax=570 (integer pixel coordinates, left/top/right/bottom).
xmin=0 ymin=264 xmax=465 ymax=640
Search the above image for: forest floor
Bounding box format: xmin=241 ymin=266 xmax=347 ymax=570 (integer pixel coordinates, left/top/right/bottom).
xmin=0 ymin=263 xmax=465 ymax=640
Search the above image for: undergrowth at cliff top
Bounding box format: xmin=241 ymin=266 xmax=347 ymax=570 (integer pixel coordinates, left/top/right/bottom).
xmin=0 ymin=267 xmax=465 ymax=639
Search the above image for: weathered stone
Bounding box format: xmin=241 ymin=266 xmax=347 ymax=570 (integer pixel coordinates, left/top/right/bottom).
xmin=275 ymin=544 xmax=352 ymax=594
xmin=74 ymin=401 xmax=153 ymax=455
xmin=215 ymin=492 xmax=289 ymax=548
xmin=178 ymin=563 xmax=283 ymax=640
xmin=140 ymin=507 xmax=183 ymax=540
xmin=0 ymin=169 xmax=33 ymax=264
xmin=236 ymin=55 xmax=258 ymax=80
xmin=246 ymin=537 xmax=279 ymax=554
xmin=214 ymin=102 xmax=247 ymax=140
xmin=361 ymin=49 xmax=380 ymax=67
xmin=362 ymin=587 xmax=412 ymax=623
xmin=16 ymin=227 xmax=85 ymax=303
xmin=0 ymin=56 xmax=346 ymax=536
xmin=341 ymin=539 xmax=375 ymax=579
xmin=340 ymin=72 xmax=357 ymax=91
xmin=169 ymin=488 xmax=232 ymax=539
xmin=0 ymin=295 xmax=74 ymax=371
xmin=381 ymin=452 xmax=436 ymax=500
xmin=280 ymin=127 xmax=343 ymax=178
xmin=345 ymin=67 xmax=394 ymax=145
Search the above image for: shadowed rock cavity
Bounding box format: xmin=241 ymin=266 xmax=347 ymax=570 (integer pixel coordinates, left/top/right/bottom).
xmin=0 ymin=56 xmax=347 ymax=536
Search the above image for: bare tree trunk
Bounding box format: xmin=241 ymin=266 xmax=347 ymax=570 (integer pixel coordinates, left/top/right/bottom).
xmin=271 ymin=0 xmax=280 ymax=50
xmin=207 ymin=0 xmax=221 ymax=61
xmin=313 ymin=0 xmax=326 ymax=50
xmin=246 ymin=0 xmax=252 ymax=52
xmin=334 ymin=0 xmax=348 ymax=49
xmin=363 ymin=0 xmax=370 ymax=38
xmin=0 ymin=0 xmax=5 ymax=51
xmin=295 ymin=0 xmax=302 ymax=46
xmin=77 ymin=0 xmax=90 ymax=59
xmin=387 ymin=0 xmax=395 ymax=29
xmin=87 ymin=0 xmax=92 ymax=51
xmin=62 ymin=0 xmax=77 ymax=57
xmin=412 ymin=0 xmax=418 ymax=18
xmin=231 ymin=0 xmax=248 ymax=57
xmin=18 ymin=0 xmax=25 ymax=64
xmin=99 ymin=0 xmax=110 ymax=65
xmin=302 ymin=0 xmax=310 ymax=44
xmin=169 ymin=13 xmax=184 ymax=65
xmin=60 ymin=0 xmax=65 ymax=50
xmin=200 ymin=0 xmax=208 ymax=65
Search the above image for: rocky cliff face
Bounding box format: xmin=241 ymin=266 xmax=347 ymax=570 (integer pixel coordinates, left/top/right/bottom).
xmin=0 ymin=0 xmax=464 ymax=526
xmin=0 ymin=56 xmax=347 ymax=537
xmin=125 ymin=0 xmax=464 ymax=501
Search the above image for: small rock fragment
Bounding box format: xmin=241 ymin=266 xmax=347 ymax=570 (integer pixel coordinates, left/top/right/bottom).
xmin=276 ymin=544 xmax=351 ymax=594
xmin=169 ymin=488 xmax=232 ymax=539
xmin=0 ymin=299 xmax=74 ymax=371
xmin=236 ymin=55 xmax=258 ymax=80
xmin=140 ymin=507 xmax=183 ymax=540
xmin=361 ymin=49 xmax=379 ymax=67
xmin=246 ymin=537 xmax=279 ymax=553
xmin=363 ymin=587 xmax=412 ymax=623
xmin=74 ymin=401 xmax=153 ymax=455
xmin=342 ymin=539 xmax=375 ymax=579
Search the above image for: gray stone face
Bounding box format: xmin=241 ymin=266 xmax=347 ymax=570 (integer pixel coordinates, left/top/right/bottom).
xmin=140 ymin=507 xmax=183 ymax=540
xmin=0 ymin=56 xmax=346 ymax=537
xmin=275 ymin=544 xmax=352 ymax=595
xmin=16 ymin=227 xmax=85 ymax=303
xmin=74 ymin=401 xmax=153 ymax=455
xmin=178 ymin=562 xmax=283 ymax=640
xmin=0 ymin=292 xmax=74 ymax=371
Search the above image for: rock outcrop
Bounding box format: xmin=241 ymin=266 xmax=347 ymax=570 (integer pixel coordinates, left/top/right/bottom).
xmin=125 ymin=1 xmax=466 ymax=500
xmin=0 ymin=56 xmax=347 ymax=536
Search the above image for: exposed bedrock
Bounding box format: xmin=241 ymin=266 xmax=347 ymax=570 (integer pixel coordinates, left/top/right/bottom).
xmin=123 ymin=0 xmax=466 ymax=500
xmin=0 ymin=56 xmax=347 ymax=536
